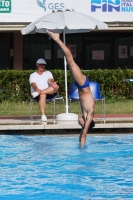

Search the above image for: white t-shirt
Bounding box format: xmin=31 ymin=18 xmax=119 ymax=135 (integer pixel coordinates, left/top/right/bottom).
xmin=29 ymin=71 xmax=53 ymax=93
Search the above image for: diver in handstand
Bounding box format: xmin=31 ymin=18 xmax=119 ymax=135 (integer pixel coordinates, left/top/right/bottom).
xmin=46 ymin=30 xmax=95 ymax=148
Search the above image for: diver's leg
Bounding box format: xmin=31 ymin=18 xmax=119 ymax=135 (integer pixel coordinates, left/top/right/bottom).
xmin=46 ymin=30 xmax=86 ymax=85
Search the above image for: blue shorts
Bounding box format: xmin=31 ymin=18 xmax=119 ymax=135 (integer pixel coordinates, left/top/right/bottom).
xmin=75 ymin=77 xmax=90 ymax=89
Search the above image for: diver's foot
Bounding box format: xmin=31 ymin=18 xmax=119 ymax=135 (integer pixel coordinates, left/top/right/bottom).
xmin=46 ymin=30 xmax=59 ymax=41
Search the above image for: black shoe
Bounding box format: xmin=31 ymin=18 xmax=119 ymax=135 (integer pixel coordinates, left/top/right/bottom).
xmin=89 ymin=120 xmax=95 ymax=130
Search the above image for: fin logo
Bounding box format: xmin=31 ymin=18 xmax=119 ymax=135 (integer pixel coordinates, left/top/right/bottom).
xmin=91 ymin=0 xmax=133 ymax=12
xmin=36 ymin=0 xmax=46 ymax=11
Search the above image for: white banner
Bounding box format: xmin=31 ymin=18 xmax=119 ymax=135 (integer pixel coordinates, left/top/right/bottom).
xmin=0 ymin=0 xmax=133 ymax=22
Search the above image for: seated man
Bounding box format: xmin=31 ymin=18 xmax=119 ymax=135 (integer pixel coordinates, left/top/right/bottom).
xmin=29 ymin=58 xmax=59 ymax=121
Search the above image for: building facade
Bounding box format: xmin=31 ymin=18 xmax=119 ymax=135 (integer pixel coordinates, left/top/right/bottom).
xmin=0 ymin=0 xmax=133 ymax=70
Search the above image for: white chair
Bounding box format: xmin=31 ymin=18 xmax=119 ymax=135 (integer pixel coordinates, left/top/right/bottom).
xmin=30 ymin=92 xmax=64 ymax=122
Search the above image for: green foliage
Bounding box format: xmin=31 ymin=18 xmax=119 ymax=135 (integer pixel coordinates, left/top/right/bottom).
xmin=0 ymin=68 xmax=133 ymax=102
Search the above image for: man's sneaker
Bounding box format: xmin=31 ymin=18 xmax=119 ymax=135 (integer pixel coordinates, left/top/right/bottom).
xmin=32 ymin=92 xmax=39 ymax=98
xmin=41 ymin=114 xmax=47 ymax=122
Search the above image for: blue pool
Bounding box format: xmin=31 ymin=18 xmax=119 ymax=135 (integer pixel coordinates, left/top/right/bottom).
xmin=0 ymin=134 xmax=133 ymax=200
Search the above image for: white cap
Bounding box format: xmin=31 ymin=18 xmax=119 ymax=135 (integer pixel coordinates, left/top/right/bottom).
xmin=36 ymin=58 xmax=47 ymax=65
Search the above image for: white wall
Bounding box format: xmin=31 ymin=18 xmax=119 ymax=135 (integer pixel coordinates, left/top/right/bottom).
xmin=0 ymin=0 xmax=133 ymax=23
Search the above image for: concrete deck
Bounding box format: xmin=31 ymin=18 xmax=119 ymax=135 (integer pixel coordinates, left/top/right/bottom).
xmin=0 ymin=114 xmax=133 ymax=133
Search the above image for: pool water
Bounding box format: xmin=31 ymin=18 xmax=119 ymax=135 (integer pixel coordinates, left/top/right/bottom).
xmin=0 ymin=134 xmax=133 ymax=200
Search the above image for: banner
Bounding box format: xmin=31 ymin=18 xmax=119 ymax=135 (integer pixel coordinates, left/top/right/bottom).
xmin=0 ymin=0 xmax=133 ymax=22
